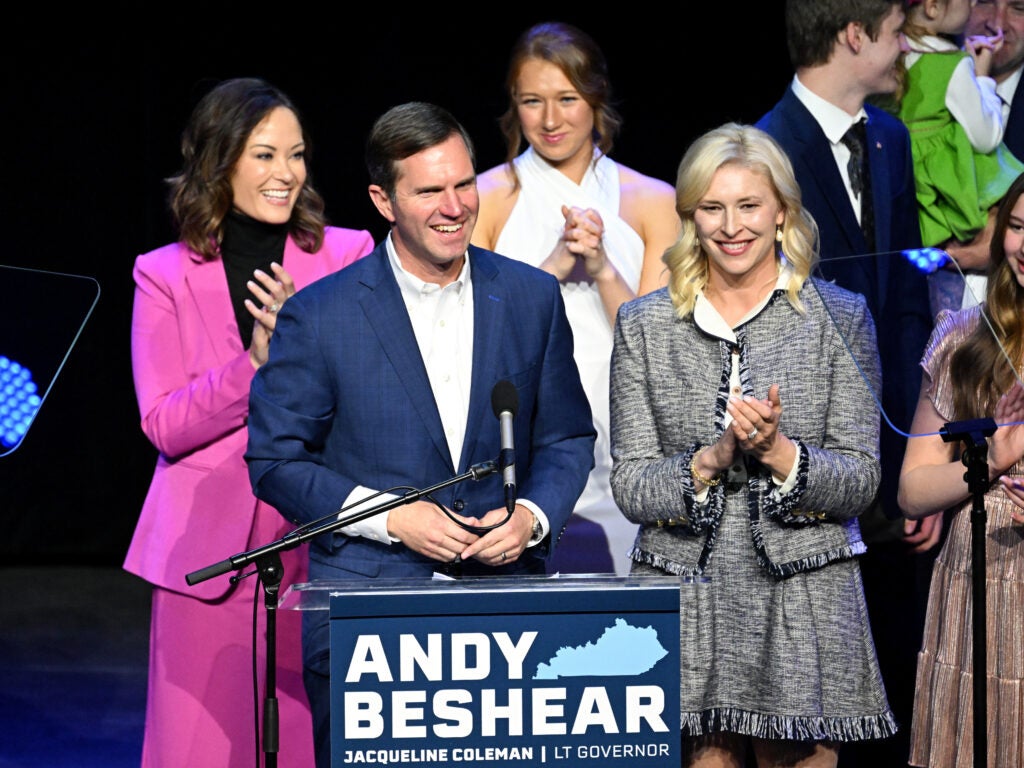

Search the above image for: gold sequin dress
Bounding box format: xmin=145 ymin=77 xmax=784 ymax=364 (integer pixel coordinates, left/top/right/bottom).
xmin=909 ymin=307 xmax=1024 ymax=768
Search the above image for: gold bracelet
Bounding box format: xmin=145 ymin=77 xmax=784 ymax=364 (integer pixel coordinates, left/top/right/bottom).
xmin=690 ymin=448 xmax=722 ymax=487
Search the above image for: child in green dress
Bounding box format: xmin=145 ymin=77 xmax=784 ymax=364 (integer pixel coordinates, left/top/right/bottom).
xmin=899 ymin=0 xmax=1024 ymax=308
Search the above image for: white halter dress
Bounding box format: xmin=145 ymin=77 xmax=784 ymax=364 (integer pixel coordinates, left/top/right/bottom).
xmin=495 ymin=147 xmax=644 ymax=575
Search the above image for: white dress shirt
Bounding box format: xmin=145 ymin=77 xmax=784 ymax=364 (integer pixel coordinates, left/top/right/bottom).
xmin=337 ymin=238 xmax=550 ymax=547
xmin=338 ymin=235 xmax=473 ymax=543
xmin=791 ymin=75 xmax=869 ymax=224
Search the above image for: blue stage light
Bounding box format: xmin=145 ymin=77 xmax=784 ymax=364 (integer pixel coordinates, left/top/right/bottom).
xmin=0 ymin=356 xmax=41 ymax=449
xmin=902 ymin=247 xmax=950 ymax=274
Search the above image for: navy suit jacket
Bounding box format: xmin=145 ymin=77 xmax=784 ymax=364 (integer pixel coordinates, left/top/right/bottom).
xmin=246 ymin=242 xmax=596 ymax=581
xmin=757 ymin=86 xmax=933 ymax=517
xmin=1003 ymin=76 xmax=1024 ymax=163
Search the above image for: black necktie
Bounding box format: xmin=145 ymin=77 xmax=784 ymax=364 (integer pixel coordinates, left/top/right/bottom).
xmin=841 ymin=120 xmax=875 ymax=252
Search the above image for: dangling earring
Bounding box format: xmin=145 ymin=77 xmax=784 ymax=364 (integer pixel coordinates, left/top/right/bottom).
xmin=775 ymin=224 xmax=784 ymax=243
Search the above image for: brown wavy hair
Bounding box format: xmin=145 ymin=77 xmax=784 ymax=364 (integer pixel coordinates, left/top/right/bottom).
xmin=167 ymin=77 xmax=327 ymax=260
xmin=946 ymin=173 xmax=1024 ymax=418
xmin=497 ymin=21 xmax=622 ymax=190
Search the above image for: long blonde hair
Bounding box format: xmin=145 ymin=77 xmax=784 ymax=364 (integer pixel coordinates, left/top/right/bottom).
xmin=663 ymin=122 xmax=819 ymax=317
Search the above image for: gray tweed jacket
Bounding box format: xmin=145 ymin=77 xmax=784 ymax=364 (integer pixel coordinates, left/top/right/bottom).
xmin=609 ymin=279 xmax=882 ymax=578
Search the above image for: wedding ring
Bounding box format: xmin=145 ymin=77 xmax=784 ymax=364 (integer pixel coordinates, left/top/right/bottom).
xmin=268 ymin=303 xmax=280 ymax=313
xmin=500 ymin=552 xmax=507 ymax=561
xmin=747 ymin=428 xmax=758 ymax=440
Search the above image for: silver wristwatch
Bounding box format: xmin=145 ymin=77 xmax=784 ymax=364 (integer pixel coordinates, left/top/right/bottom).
xmin=529 ymin=512 xmax=544 ymax=544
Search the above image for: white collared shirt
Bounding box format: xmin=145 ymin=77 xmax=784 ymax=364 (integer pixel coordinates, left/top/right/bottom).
xmin=388 ymin=236 xmax=474 ymax=465
xmin=339 ymin=235 xmax=474 ymax=543
xmin=791 ymin=74 xmax=869 ymax=223
xmin=997 ymin=66 xmax=1023 ymax=121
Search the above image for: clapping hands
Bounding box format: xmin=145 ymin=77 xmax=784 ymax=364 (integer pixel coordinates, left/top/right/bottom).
xmin=245 ymin=261 xmax=296 ymax=368
xmin=988 ymin=378 xmax=1024 ymax=476
xmin=541 ymin=204 xmax=609 ymax=283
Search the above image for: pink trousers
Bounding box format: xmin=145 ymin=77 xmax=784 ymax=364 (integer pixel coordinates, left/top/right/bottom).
xmin=140 ymin=554 xmax=314 ymax=768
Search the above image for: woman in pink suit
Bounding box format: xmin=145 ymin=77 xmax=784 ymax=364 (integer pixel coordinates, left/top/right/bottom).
xmin=124 ymin=77 xmax=373 ymax=768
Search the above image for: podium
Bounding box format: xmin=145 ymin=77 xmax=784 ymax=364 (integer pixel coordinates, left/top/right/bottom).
xmin=281 ymin=574 xmax=693 ymax=768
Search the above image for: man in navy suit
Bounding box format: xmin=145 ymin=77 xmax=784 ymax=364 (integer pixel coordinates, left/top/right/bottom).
xmin=756 ymin=0 xmax=931 ymax=517
xmin=940 ymin=0 xmax=1024 ymax=282
xmin=246 ymin=102 xmax=596 ymax=768
xmin=756 ymin=2 xmax=934 ymax=765
xmin=968 ymin=0 xmax=1024 ymax=162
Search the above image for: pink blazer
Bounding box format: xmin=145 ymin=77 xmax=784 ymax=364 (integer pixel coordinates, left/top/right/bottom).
xmin=124 ymin=227 xmax=375 ymax=600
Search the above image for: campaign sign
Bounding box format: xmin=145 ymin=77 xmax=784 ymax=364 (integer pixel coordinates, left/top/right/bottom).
xmin=328 ymin=576 xmax=680 ymax=768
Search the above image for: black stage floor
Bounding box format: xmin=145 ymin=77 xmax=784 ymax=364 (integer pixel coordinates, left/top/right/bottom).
xmin=0 ymin=566 xmax=148 ymax=768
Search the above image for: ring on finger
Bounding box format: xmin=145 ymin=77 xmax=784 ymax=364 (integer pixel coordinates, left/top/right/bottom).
xmin=747 ymin=428 xmax=758 ymax=440
xmin=500 ymin=551 xmax=507 ymax=562
xmin=268 ymin=303 xmax=280 ymax=313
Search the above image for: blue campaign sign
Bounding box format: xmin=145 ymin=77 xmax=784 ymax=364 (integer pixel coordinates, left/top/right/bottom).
xmin=328 ymin=576 xmax=681 ymax=768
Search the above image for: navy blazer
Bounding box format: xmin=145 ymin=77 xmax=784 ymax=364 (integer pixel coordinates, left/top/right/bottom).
xmin=757 ymin=87 xmax=933 ymax=516
xmin=1003 ymin=79 xmax=1024 ymax=163
xmin=246 ymin=242 xmax=596 ymax=580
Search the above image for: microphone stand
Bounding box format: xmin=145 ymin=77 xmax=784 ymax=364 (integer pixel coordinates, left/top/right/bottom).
xmin=939 ymin=417 xmax=996 ymax=768
xmin=184 ymin=460 xmax=498 ymax=768
xmin=254 ymin=553 xmax=282 ymax=766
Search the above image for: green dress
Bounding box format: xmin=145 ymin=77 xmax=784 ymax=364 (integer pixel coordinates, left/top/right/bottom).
xmin=899 ymin=50 xmax=1024 ymax=247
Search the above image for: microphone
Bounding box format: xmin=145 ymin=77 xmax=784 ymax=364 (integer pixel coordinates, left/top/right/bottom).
xmin=490 ymin=380 xmax=518 ymax=515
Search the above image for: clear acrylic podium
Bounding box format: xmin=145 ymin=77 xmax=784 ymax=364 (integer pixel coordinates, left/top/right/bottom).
xmin=278 ymin=572 xmax=703 ymax=609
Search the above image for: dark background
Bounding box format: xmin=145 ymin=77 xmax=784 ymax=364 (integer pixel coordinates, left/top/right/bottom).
xmin=0 ymin=9 xmax=791 ymax=566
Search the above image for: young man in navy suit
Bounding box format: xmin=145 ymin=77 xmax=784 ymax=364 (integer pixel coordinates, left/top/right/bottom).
xmin=245 ymin=102 xmax=596 ymax=768
xmin=756 ymin=2 xmax=935 ymax=765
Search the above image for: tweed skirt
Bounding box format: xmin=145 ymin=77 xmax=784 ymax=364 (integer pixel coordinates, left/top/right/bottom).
xmin=631 ymin=489 xmax=896 ymax=742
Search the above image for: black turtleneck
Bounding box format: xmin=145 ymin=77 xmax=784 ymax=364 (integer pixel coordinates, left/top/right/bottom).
xmin=220 ymin=209 xmax=289 ymax=349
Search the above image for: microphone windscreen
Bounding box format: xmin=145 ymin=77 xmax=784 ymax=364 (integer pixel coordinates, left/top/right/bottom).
xmin=490 ymin=380 xmax=519 ymax=418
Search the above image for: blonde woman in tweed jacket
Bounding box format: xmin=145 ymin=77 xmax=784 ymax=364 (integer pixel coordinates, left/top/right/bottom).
xmin=609 ymin=123 xmax=896 ymax=768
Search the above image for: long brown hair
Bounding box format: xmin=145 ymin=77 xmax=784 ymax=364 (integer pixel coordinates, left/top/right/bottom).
xmin=947 ymin=173 xmax=1024 ymax=418
xmin=497 ymin=21 xmax=622 ymax=190
xmin=167 ymin=77 xmax=327 ymax=260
